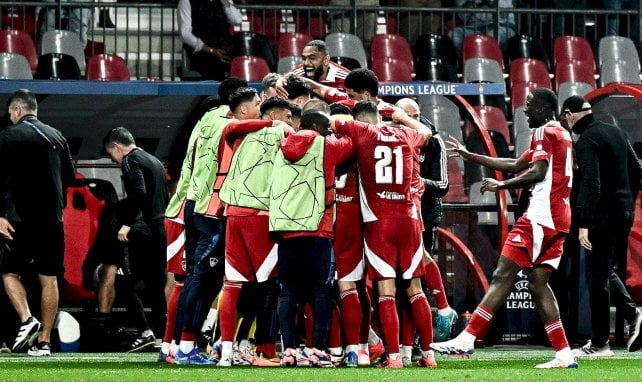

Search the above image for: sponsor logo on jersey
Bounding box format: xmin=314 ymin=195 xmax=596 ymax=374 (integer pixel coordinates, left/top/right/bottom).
xmin=376 ymin=191 xmax=405 ymax=200
xmin=336 ymin=195 xmax=354 ymax=203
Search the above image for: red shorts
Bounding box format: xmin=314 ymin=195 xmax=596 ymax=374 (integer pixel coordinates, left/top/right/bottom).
xmin=412 ymin=193 xmax=425 ymax=232
xmin=364 ymin=218 xmax=424 ymax=280
xmin=225 ymin=215 xmax=277 ymax=282
xmin=502 ymin=216 xmax=567 ymax=270
xmin=164 ymin=217 xmax=186 ymax=275
xmin=334 ymin=202 xmax=365 ymax=281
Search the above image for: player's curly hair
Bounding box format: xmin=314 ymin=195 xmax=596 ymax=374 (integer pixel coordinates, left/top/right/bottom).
xmin=344 ymin=68 xmax=379 ymax=97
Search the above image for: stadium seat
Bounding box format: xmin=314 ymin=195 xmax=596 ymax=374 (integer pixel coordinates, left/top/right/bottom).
xmin=469 ymin=181 xmax=515 ymax=225
xmin=417 ymin=94 xmax=459 ymax=111
xmin=465 ymin=104 xmax=511 ymax=145
xmin=552 ymin=35 xmax=596 ymax=72
xmin=554 ymin=59 xmax=597 ymax=90
xmin=462 ymin=34 xmax=505 ymax=71
xmin=278 ymin=32 xmax=312 ymax=59
xmin=510 ymin=81 xmax=540 ymax=113
xmin=463 ymin=57 xmax=506 ymax=88
xmin=0 ymin=29 xmax=37 ymax=72
xmin=40 ymin=29 xmax=86 ymax=74
xmin=557 ymin=81 xmax=595 ymax=112
xmin=415 ymin=58 xmax=458 ymax=82
xmin=325 ymin=32 xmax=368 ymax=69
xmin=86 ymin=53 xmax=131 ymax=81
xmin=370 ymin=33 xmax=414 ymax=71
xmin=330 ymin=56 xmax=361 ymax=70
xmin=509 ymin=58 xmax=552 ymax=89
xmin=0 ymin=52 xmax=32 ymax=79
xmin=505 ymin=34 xmax=550 ymax=71
xmin=371 ymin=57 xmax=413 ymax=82
xmin=229 ymin=55 xmax=271 ymax=81
xmin=512 ymin=106 xmax=532 ymax=157
xmin=229 ymin=32 xmax=276 ymax=69
xmin=599 ymin=58 xmax=642 ymax=86
xmin=421 ymin=104 xmax=462 ymax=143
xmin=35 ymin=52 xmax=82 ymax=80
xmin=414 ymin=33 xmax=458 ymax=70
xmin=442 ymin=156 xmax=468 ymax=203
xmin=1 ymin=10 xmax=36 ymax=38
xmin=598 ymin=35 xmax=641 ymax=71
xmin=293 ymin=8 xmax=328 ymax=38
xmin=277 ymin=55 xmax=302 ymax=74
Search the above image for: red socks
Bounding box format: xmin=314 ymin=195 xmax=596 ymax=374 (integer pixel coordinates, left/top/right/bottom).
xmin=219 ymin=282 xmax=242 ymax=342
xmin=544 ymin=319 xmax=570 ymax=351
xmin=340 ymin=288 xmax=361 ymax=346
xmin=378 ymin=295 xmax=400 ymax=353
xmin=409 ymin=292 xmax=433 ymax=350
xmin=422 ymin=260 xmax=448 ymax=309
xmin=163 ymin=282 xmax=183 ymax=343
xmin=467 ymin=305 xmax=494 ymax=338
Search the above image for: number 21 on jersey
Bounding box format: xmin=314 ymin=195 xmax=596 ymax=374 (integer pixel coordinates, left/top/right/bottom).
xmin=374 ymin=145 xmax=403 ymax=184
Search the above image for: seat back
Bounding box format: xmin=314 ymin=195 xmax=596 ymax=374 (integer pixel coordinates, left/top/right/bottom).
xmin=468 ymin=104 xmax=511 ymax=145
xmin=86 ymin=53 xmax=131 ymax=81
xmin=330 ymin=55 xmax=361 ymax=70
xmin=1 ymin=12 xmax=36 ymax=38
xmin=462 ymin=34 xmax=505 ymax=70
xmin=599 ymin=58 xmax=642 ymax=86
xmin=512 ymin=106 xmax=532 ymax=157
xmin=229 ymin=55 xmax=271 ymax=81
xmin=505 ymin=34 xmax=550 ymax=70
xmin=370 ymin=33 xmax=413 ymax=70
xmin=0 ymin=29 xmax=37 ymax=72
xmin=553 ymin=35 xmax=595 ymax=71
xmin=35 ymin=52 xmax=82 ymax=80
xmin=510 ymin=81 xmax=539 ymax=113
xmin=371 ymin=57 xmax=413 ymax=82
xmin=554 ymin=59 xmax=597 ymax=90
xmin=509 ymin=58 xmax=552 ymax=89
xmin=415 ymin=58 xmax=457 ymax=82
xmin=557 ymin=81 xmax=595 ymax=112
xmin=414 ymin=33 xmax=458 ymax=69
xmin=469 ymin=181 xmax=515 ymax=225
xmin=442 ymin=156 xmax=468 ymax=203
xmin=421 ymin=104 xmax=462 ymax=143
xmin=598 ymin=35 xmax=641 ymax=71
xmin=277 ymin=55 xmax=303 ymax=74
xmin=463 ymin=57 xmax=506 ymax=90
xmin=230 ymin=32 xmax=276 ymax=69
xmin=325 ymin=32 xmax=368 ymax=69
xmin=0 ymin=52 xmax=32 ymax=79
xmin=40 ymin=29 xmax=86 ymax=73
xmin=278 ymin=32 xmax=312 ymax=59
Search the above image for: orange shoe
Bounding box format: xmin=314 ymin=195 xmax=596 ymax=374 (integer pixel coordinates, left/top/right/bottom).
xmin=385 ymin=354 xmax=403 ymax=369
xmin=252 ymin=352 xmax=281 ymax=367
xmin=369 ymin=341 xmax=385 ymax=364
xmin=417 ymin=350 xmax=437 ymax=368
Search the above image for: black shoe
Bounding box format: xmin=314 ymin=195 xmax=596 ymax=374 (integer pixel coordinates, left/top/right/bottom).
xmin=12 ymin=317 xmax=42 ymax=352
xmin=628 ymin=309 xmax=642 ymax=352
xmin=127 ymin=334 xmax=155 ymax=353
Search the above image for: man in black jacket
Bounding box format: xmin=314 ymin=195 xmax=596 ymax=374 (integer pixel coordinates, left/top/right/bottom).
xmin=561 ymin=96 xmax=642 ymax=355
xmin=104 ymin=126 xmax=169 ymax=351
xmin=0 ymin=89 xmax=76 ymax=356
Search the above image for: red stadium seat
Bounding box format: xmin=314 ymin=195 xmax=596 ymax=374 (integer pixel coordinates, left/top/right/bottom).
xmin=462 ymin=34 xmax=505 ymax=71
xmin=371 ymin=57 xmax=413 ymax=82
xmin=229 ymin=55 xmax=271 ymax=81
xmin=370 ymin=33 xmax=414 ymax=71
xmin=465 ymin=105 xmax=511 ymax=145
xmin=509 ymin=58 xmax=552 ymax=90
xmin=553 ymin=35 xmax=596 ymax=72
xmin=1 ymin=11 xmax=36 ymax=38
xmin=510 ymin=81 xmax=540 ymax=113
xmin=278 ymin=32 xmax=313 ymax=59
xmin=0 ymin=29 xmax=37 ymax=72
xmin=554 ymin=59 xmax=597 ymax=90
xmin=86 ymin=53 xmax=131 ymax=81
xmin=442 ymin=156 xmax=468 ymax=203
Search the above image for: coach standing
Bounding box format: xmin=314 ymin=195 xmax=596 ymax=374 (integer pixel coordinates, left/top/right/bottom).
xmin=561 ymin=96 xmax=642 ymax=356
xmin=0 ymin=89 xmax=76 ymax=356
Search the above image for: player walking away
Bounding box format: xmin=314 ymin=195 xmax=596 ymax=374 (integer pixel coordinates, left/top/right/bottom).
xmin=430 ymin=88 xmax=577 ymax=369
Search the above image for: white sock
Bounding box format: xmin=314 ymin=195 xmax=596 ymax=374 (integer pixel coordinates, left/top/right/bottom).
xmin=359 ymin=343 xmax=369 ymax=353
xmin=421 ymin=349 xmax=434 ymax=358
xmin=400 ymin=345 xmax=412 ymax=360
xmin=179 ymin=340 xmax=194 ymax=354
xmin=438 ymin=307 xmax=452 ymax=316
xmin=328 ymin=346 xmax=343 ymax=356
xmin=389 ymin=352 xmax=401 ymax=360
xmin=221 ymin=341 xmax=234 ymax=358
xmin=200 ymin=308 xmax=217 ymax=332
xmin=170 ymin=341 xmax=178 ymax=355
xmin=368 ymin=328 xmax=381 ymax=346
xmin=161 ymin=341 xmax=170 ymax=354
xmin=345 ymin=344 xmax=359 ymax=354
xmin=556 ymin=347 xmax=575 ymax=363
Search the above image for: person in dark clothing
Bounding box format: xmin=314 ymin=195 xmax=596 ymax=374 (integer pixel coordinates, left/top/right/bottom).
xmin=177 ymin=0 xmax=242 ymax=80
xmin=0 ymin=89 xmax=76 ymax=356
xmin=561 ymin=95 xmax=642 ymax=356
xmin=103 ymin=126 xmax=170 ymax=350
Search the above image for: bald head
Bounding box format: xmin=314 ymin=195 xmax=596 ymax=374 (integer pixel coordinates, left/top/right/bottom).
xmin=395 ymin=98 xmax=420 ymax=121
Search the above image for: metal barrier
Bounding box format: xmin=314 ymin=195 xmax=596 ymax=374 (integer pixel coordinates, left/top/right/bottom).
xmin=1 ymin=1 xmax=642 ymax=80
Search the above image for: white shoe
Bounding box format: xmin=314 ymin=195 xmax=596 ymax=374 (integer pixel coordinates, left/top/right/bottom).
xmin=534 ymin=357 xmax=578 ymax=369
xmin=572 ymin=340 xmax=614 ymax=357
xmin=628 ymin=309 xmax=642 ymax=352
xmin=12 ymin=317 xmax=42 ymax=352
xmin=217 ymin=352 xmax=232 ymax=367
xmin=430 ymin=337 xmax=474 ymax=356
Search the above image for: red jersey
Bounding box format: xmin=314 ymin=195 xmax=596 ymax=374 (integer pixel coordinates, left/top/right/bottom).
xmin=322 ymin=88 xmax=396 ymax=120
xmin=335 ymin=160 xmax=359 ymax=205
xmin=288 ymin=61 xmax=350 ymax=87
xmin=334 ymin=120 xmax=426 ymax=222
xmin=524 ymin=121 xmax=573 ymax=232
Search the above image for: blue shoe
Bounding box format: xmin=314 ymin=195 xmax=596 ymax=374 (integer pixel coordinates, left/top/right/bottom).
xmin=343 ymin=351 xmax=357 ymax=367
xmin=157 ymin=349 xmax=169 ymax=363
xmin=174 ymin=348 xmax=215 ymax=365
xmin=434 ymin=308 xmax=458 ymax=342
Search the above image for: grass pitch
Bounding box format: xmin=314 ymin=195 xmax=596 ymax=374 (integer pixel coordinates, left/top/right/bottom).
xmin=1 ymin=346 xmax=641 ymax=382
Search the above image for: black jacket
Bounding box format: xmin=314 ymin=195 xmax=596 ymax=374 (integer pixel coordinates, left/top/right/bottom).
xmin=419 ymin=118 xmax=449 ymax=226
xmin=573 ymin=114 xmax=642 ymax=227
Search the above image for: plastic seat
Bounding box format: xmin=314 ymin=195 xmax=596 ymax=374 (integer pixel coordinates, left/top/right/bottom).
xmin=293 ymin=9 xmax=328 ymax=38
xmin=417 ymin=94 xmax=459 ymax=110
xmin=421 ymin=104 xmax=462 ymax=143
xmin=469 ymin=181 xmax=515 ymax=225
xmin=229 ymin=32 xmax=276 ymax=69
xmin=599 ymin=58 xmax=642 ymax=86
xmin=278 ymin=32 xmax=312 ymax=59
xmin=330 ymin=56 xmax=361 ymax=70
xmin=371 ymin=57 xmax=413 ymax=82
xmin=325 ymin=32 xmax=368 ymax=69
xmin=35 ymin=52 xmax=82 ymax=80
xmin=462 ymin=34 xmax=505 ymax=71
xmin=277 ymin=55 xmax=302 ymax=74
xmin=442 ymin=156 xmax=468 ymax=203
xmin=0 ymin=29 xmax=37 ymax=72
xmin=510 ymin=81 xmax=540 ymax=113
xmin=370 ymin=33 xmax=413 ymax=71
xmin=505 ymin=34 xmax=551 ymax=71
xmin=509 ymin=58 xmax=552 ymax=89
xmin=553 ymin=35 xmax=595 ymax=72
xmin=463 ymin=57 xmax=506 ymax=87
xmin=0 ymin=52 xmax=32 ymax=79
xmin=466 ymin=105 xmax=511 ymax=145
xmin=554 ymin=59 xmax=597 ymax=90
xmin=229 ymin=55 xmax=271 ymax=81
xmin=414 ymin=33 xmax=458 ymax=70
xmin=415 ymin=58 xmax=458 ymax=82
xmin=40 ymin=29 xmax=86 ymax=74
xmin=513 ymin=106 xmax=532 ymax=157
xmin=557 ymin=81 xmax=595 ymax=112
xmin=598 ymin=35 xmax=641 ymax=71
xmin=1 ymin=11 xmax=36 ymax=38
xmin=86 ymin=53 xmax=131 ymax=81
